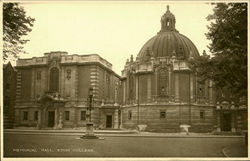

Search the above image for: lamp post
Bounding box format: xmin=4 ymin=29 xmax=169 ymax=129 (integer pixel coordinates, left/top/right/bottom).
xmin=88 ymin=87 xmax=93 ymax=122
xmin=81 ymin=87 xmax=101 ymax=139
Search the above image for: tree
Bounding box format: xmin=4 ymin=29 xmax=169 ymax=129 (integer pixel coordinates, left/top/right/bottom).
xmin=189 ymin=3 xmax=247 ymax=99
xmin=3 ymin=3 xmax=35 ymax=61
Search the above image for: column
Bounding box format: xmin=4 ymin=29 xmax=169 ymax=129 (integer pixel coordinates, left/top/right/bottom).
xmin=114 ymin=109 xmax=119 ymax=129
xmin=174 ymin=72 xmax=179 ymax=102
xmin=37 ymin=109 xmax=42 ymax=129
xmin=195 ymin=73 xmax=198 ymax=103
xmin=135 ymin=76 xmax=138 ymax=100
xmin=231 ymin=111 xmax=236 ymax=132
xmin=31 ymin=69 xmax=35 ymax=99
xmin=42 ymin=108 xmax=46 ymax=128
xmin=74 ymin=108 xmax=78 ymax=127
xmin=168 ymin=70 xmax=171 ymax=97
xmin=190 ymin=74 xmax=194 ymax=102
xmin=216 ymin=110 xmax=221 ymax=132
xmin=123 ymin=81 xmax=126 ymax=104
xmin=54 ymin=107 xmax=58 ymax=129
xmin=147 ymin=75 xmax=151 ymax=101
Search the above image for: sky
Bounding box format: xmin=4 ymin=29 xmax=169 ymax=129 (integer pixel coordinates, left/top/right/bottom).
xmin=18 ymin=1 xmax=214 ymax=75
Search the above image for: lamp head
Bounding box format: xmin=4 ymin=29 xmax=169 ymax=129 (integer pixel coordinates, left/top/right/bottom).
xmin=89 ymin=87 xmax=93 ymax=97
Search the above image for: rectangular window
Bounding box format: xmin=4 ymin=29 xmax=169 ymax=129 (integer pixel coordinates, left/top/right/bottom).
xmin=200 ymin=110 xmax=205 ymax=120
xmin=34 ymin=111 xmax=38 ymax=121
xmin=66 ymin=69 xmax=71 ymax=80
xmin=160 ymin=111 xmax=166 ymax=118
xmin=128 ymin=111 xmax=132 ymax=120
xmin=81 ymin=111 xmax=86 ymax=121
xmin=23 ymin=111 xmax=28 ymax=121
xmin=37 ymin=71 xmax=41 ymax=80
xmin=65 ymin=111 xmax=70 ymax=121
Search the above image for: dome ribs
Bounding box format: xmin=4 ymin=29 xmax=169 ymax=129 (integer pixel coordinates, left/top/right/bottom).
xmin=137 ymin=6 xmax=200 ymax=60
xmin=153 ymin=34 xmax=161 ymax=57
xmin=178 ymin=34 xmax=191 ymax=59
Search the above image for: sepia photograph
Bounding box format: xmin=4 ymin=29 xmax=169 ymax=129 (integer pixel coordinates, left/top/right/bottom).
xmin=2 ymin=0 xmax=248 ymax=160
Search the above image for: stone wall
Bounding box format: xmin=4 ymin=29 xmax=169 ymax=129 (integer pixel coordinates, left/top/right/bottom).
xmin=122 ymin=104 xmax=215 ymax=132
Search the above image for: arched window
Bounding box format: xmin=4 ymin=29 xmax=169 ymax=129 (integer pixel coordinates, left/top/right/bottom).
xmin=50 ymin=67 xmax=59 ymax=92
xmin=167 ymin=21 xmax=170 ymax=27
xmin=158 ymin=69 xmax=168 ymax=97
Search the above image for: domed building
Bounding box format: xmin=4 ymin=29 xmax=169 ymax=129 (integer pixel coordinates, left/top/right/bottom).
xmin=120 ymin=6 xmax=215 ymax=132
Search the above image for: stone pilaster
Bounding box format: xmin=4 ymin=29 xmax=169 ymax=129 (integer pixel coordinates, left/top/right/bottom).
xmin=16 ymin=71 xmax=22 ymax=103
xmin=75 ymin=66 xmax=79 ymax=99
xmin=74 ymin=108 xmax=78 ymax=127
xmin=174 ymin=73 xmax=179 ymax=102
xmin=168 ymin=70 xmax=171 ymax=97
xmin=31 ymin=69 xmax=35 ymax=99
xmin=61 ymin=67 xmax=65 ymax=97
xmin=194 ymin=73 xmax=198 ymax=103
xmin=147 ymin=75 xmax=151 ymax=101
xmin=190 ymin=74 xmax=194 ymax=102
xmin=216 ymin=110 xmax=221 ymax=132
xmin=135 ymin=76 xmax=138 ymax=100
xmin=231 ymin=111 xmax=236 ymax=132
xmin=119 ymin=109 xmax=122 ymax=129
xmin=114 ymin=109 xmax=119 ymax=129
xmin=37 ymin=109 xmax=42 ymax=129
xmin=54 ymin=107 xmax=58 ymax=129
xmin=42 ymin=108 xmax=46 ymax=128
xmin=123 ymin=81 xmax=126 ymax=104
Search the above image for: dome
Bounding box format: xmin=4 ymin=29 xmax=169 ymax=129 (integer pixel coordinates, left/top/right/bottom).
xmin=138 ymin=5 xmax=199 ymax=60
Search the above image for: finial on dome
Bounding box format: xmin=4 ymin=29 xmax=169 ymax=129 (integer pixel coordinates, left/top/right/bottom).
xmin=160 ymin=5 xmax=177 ymax=32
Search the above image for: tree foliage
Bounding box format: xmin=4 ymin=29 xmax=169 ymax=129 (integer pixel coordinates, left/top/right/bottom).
xmin=3 ymin=3 xmax=35 ymax=61
xmin=189 ymin=3 xmax=247 ymax=99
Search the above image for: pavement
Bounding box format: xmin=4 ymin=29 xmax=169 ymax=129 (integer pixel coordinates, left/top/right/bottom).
xmin=4 ymin=128 xmax=248 ymax=158
xmin=222 ymin=144 xmax=248 ymax=157
xmin=4 ymin=127 xmax=246 ymax=138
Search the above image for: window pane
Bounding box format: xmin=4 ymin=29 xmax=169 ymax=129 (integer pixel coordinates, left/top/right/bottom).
xmin=160 ymin=111 xmax=166 ymax=118
xmin=23 ymin=111 xmax=28 ymax=121
xmin=34 ymin=111 xmax=38 ymax=121
xmin=200 ymin=110 xmax=205 ymax=120
xmin=81 ymin=111 xmax=86 ymax=120
xmin=128 ymin=111 xmax=132 ymax=120
xmin=65 ymin=111 xmax=70 ymax=120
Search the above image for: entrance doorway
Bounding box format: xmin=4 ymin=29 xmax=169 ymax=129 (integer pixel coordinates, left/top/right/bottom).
xmin=221 ymin=112 xmax=231 ymax=131
xmin=48 ymin=111 xmax=55 ymax=127
xmin=106 ymin=115 xmax=112 ymax=128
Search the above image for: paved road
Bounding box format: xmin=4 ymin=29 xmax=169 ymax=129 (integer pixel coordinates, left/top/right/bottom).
xmin=4 ymin=133 xmax=247 ymax=157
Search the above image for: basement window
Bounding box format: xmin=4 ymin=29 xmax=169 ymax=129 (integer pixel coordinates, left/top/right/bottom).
xmin=34 ymin=111 xmax=38 ymax=121
xmin=200 ymin=110 xmax=205 ymax=120
xmin=23 ymin=111 xmax=28 ymax=121
xmin=65 ymin=111 xmax=70 ymax=121
xmin=81 ymin=111 xmax=86 ymax=121
xmin=160 ymin=111 xmax=166 ymax=119
xmin=128 ymin=111 xmax=132 ymax=120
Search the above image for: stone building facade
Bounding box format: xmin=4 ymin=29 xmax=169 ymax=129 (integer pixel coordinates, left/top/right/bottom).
xmin=120 ymin=6 xmax=216 ymax=132
xmin=14 ymin=52 xmax=122 ymax=129
xmin=5 ymin=5 xmax=247 ymax=133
